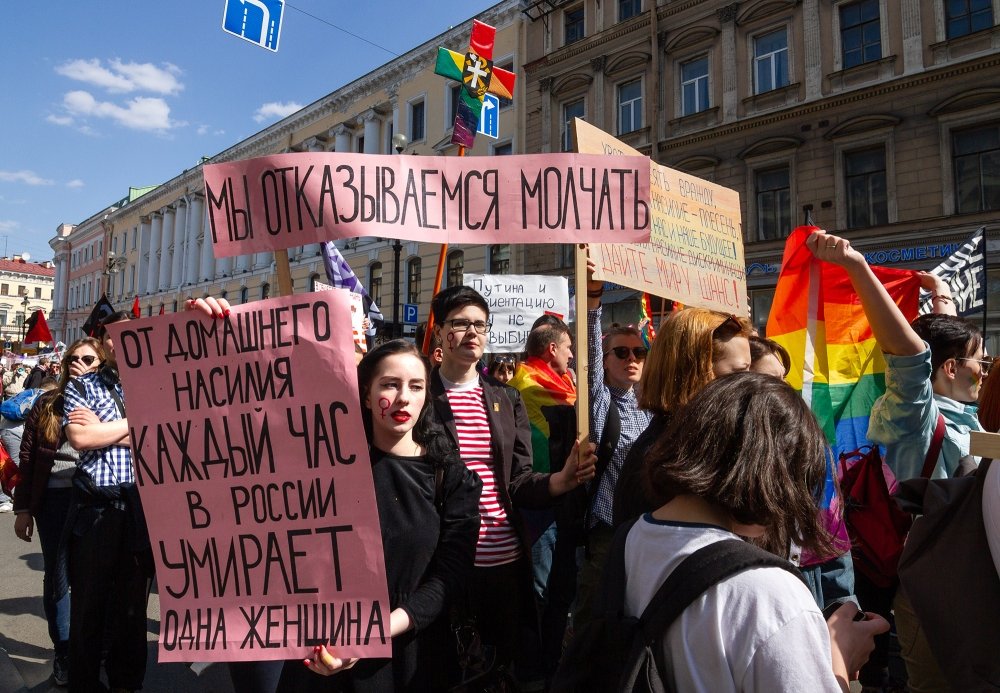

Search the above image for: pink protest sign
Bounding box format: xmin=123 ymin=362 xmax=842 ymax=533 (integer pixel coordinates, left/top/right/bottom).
xmin=106 ymin=291 xmax=391 ymax=662
xmin=203 ymin=152 xmax=651 ymax=257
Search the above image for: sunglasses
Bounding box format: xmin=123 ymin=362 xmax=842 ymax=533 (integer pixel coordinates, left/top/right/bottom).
xmin=605 ymin=346 xmax=648 ymax=360
xmin=67 ymin=354 xmax=99 ymax=366
xmin=713 ymin=314 xmax=743 ymax=335
xmin=960 ymin=357 xmax=992 ymax=375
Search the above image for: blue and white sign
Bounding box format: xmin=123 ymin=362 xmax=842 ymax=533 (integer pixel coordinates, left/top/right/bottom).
xmin=403 ymin=303 xmax=419 ymax=324
xmin=478 ymin=94 xmax=499 ymax=139
xmin=222 ymin=0 xmax=285 ymax=52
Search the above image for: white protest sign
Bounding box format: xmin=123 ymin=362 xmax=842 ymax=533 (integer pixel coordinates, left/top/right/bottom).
xmin=465 ymin=274 xmax=570 ymax=353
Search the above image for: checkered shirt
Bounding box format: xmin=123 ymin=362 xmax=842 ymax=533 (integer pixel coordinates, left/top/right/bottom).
xmin=62 ymin=371 xmax=133 ymax=494
xmin=587 ymin=307 xmax=651 ymax=528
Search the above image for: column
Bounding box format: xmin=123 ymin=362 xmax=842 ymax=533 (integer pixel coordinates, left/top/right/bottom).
xmin=171 ymin=200 xmax=187 ymax=288
xmin=158 ymin=206 xmax=175 ymax=291
xmin=137 ymin=217 xmax=151 ymax=297
xmin=145 ymin=212 xmax=162 ymax=294
xmin=802 ymin=0 xmax=821 ymax=100
xmin=363 ymin=110 xmax=381 ymax=153
xmin=331 ymin=124 xmax=352 ymax=153
xmin=901 ymin=0 xmax=924 ymax=74
xmin=539 ymin=77 xmax=553 ymax=153
xmin=184 ymin=196 xmax=201 ymax=284
xmin=717 ymin=3 xmax=739 ymax=124
xmin=591 ymin=56 xmax=606 ymax=136
xmin=195 ymin=195 xmax=215 ymax=281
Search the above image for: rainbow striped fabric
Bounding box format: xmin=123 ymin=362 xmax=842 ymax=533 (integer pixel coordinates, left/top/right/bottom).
xmin=508 ymin=356 xmax=576 ymax=474
xmin=767 ymin=226 xmax=920 ymax=562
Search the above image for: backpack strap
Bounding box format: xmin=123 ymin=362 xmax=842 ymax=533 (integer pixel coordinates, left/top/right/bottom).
xmin=919 ymin=414 xmax=946 ymax=479
xmin=590 ymin=400 xmax=621 ymax=496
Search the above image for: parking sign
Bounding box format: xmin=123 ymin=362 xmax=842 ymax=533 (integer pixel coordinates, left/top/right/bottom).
xmin=478 ymin=94 xmax=499 ymax=139
xmin=403 ymin=304 xmax=419 ymax=324
xmin=222 ymin=0 xmax=285 ymax=52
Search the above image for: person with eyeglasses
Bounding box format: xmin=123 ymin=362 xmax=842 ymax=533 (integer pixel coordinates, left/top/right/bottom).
xmin=488 ymin=355 xmax=518 ymax=384
xmin=807 ymin=230 xmax=986 ymax=693
xmin=11 ymin=336 xmax=104 ymax=687
xmin=426 ymin=285 xmax=596 ymax=687
xmin=573 ymin=253 xmax=654 ymax=631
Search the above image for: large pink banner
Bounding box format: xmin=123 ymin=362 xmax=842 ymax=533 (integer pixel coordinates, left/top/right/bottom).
xmin=203 ymin=152 xmax=651 ymax=257
xmin=107 ymin=291 xmax=391 ymax=662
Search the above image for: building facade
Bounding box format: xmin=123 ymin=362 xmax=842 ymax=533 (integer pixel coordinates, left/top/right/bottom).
xmin=522 ymin=0 xmax=1000 ymax=339
xmin=0 ymin=256 xmax=56 ymax=348
xmin=49 ymin=0 xmax=526 ymax=344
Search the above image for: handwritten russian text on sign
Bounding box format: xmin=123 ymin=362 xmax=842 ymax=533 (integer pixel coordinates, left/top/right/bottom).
xmin=203 ymin=153 xmax=651 ymax=257
xmin=465 ymin=273 xmax=570 ymax=353
xmin=107 ymin=291 xmax=391 ymax=662
xmin=573 ymin=120 xmax=747 ymax=316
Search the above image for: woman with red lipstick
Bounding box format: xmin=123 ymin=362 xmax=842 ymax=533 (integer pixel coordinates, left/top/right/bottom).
xmin=303 ymin=339 xmax=482 ymax=691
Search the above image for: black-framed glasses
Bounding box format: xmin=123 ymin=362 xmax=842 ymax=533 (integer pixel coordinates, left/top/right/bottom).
xmin=444 ymin=318 xmax=491 ymax=335
xmin=67 ymin=354 xmax=99 ymax=366
xmin=605 ymin=346 xmax=648 ymax=360
xmin=960 ymin=357 xmax=992 ymax=375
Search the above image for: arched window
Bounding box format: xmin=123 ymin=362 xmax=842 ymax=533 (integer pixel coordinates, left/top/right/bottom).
xmin=240 ymin=287 xmax=249 ymax=304
xmin=369 ymin=262 xmax=383 ymax=304
xmin=446 ymin=250 xmax=464 ymax=288
xmin=261 ymin=282 xmax=270 ymax=300
xmin=407 ymin=258 xmax=422 ymax=304
xmin=309 ymin=273 xmax=321 ymax=293
xmin=490 ymin=245 xmax=511 ymax=274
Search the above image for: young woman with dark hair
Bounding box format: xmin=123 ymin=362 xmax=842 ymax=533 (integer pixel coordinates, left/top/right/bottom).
xmin=302 ymin=339 xmax=482 ymax=691
xmin=631 ymin=373 xmax=888 ymax=692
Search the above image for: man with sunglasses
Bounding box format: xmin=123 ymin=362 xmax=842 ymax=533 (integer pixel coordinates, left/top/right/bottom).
xmin=574 ymin=255 xmax=652 ymax=630
xmin=427 ymin=285 xmax=595 ymax=687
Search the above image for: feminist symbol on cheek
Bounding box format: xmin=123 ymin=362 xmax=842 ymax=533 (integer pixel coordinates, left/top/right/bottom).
xmin=446 ymin=331 xmax=456 ymax=352
xmin=378 ymin=397 xmax=391 ymax=419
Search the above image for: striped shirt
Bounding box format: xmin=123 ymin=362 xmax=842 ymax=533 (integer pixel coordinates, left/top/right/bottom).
xmin=443 ymin=377 xmax=521 ymax=566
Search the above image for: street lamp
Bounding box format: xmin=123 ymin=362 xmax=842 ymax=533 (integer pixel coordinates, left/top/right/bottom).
xmin=19 ymin=295 xmax=29 ymax=352
xmin=105 ymin=251 xmax=127 ymax=296
xmin=391 ymin=133 xmax=409 ymax=338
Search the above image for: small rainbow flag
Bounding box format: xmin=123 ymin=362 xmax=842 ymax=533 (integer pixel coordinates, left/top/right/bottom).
xmin=767 ymin=226 xmax=920 ymax=562
xmin=508 ymin=356 xmax=576 ymax=473
xmin=638 ymin=292 xmax=656 ymax=348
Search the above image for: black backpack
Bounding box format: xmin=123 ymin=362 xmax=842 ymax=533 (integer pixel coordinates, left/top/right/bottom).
xmin=552 ymin=518 xmax=804 ymax=693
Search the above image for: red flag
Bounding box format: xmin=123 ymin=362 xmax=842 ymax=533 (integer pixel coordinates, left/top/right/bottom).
xmin=158 ymin=304 xmax=165 ymax=316
xmin=131 ymin=296 xmax=141 ymax=318
xmin=23 ymin=310 xmax=53 ymax=343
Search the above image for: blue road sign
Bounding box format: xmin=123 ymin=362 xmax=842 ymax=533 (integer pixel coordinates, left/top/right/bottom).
xmin=222 ymin=0 xmax=285 ymax=52
xmin=403 ymin=303 xmax=419 ymax=324
xmin=478 ymin=94 xmax=500 ymax=139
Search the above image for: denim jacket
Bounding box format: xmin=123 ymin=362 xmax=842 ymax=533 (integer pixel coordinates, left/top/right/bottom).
xmin=868 ymin=345 xmax=982 ymax=480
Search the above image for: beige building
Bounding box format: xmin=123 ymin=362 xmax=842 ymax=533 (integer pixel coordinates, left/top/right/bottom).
xmin=0 ymin=255 xmax=56 ymax=347
xmin=49 ymin=0 xmax=526 ymax=344
xmin=522 ymin=0 xmax=1000 ymax=338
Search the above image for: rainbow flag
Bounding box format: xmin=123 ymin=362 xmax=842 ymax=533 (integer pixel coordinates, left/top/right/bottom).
xmin=767 ymin=226 xmax=920 ymax=562
xmin=639 ymin=292 xmax=656 ymax=348
xmin=508 ymin=356 xmax=576 ymax=473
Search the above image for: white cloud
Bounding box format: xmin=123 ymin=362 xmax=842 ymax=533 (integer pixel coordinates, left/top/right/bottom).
xmin=62 ymin=90 xmax=176 ymax=132
xmin=253 ymin=101 xmax=304 ymax=123
xmin=0 ymin=221 xmax=18 ymax=232
xmin=55 ymin=58 xmax=183 ymax=95
xmin=0 ymin=170 xmax=54 ymax=186
xmin=46 ymin=114 xmax=74 ymax=126
xmin=66 ymin=179 xmax=85 ymax=189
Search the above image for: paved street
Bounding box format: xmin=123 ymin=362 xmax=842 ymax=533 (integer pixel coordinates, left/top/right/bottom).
xmin=0 ymin=512 xmax=235 ymax=693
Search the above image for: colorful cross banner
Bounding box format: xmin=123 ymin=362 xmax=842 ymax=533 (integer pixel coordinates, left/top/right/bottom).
xmin=434 ymin=20 xmax=516 ymax=148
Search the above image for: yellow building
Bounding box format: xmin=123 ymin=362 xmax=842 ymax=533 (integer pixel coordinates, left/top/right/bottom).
xmin=0 ymin=256 xmax=55 ymax=347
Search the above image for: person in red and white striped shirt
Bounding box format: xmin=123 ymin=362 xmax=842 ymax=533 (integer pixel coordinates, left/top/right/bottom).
xmin=427 ymin=285 xmax=595 ymax=684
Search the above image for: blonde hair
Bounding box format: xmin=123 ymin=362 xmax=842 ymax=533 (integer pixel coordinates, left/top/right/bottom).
xmin=638 ymin=309 xmax=752 ymax=414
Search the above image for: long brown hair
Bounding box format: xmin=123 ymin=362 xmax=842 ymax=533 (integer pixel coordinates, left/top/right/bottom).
xmin=638 ymin=309 xmax=752 ymax=414
xmin=36 ymin=338 xmax=108 ymax=445
xmin=644 ymin=372 xmax=834 ymax=557
xmin=978 ymin=356 xmax=1000 ymax=432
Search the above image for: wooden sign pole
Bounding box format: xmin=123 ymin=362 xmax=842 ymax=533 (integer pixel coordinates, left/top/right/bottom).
xmin=574 ymin=243 xmax=590 ymax=450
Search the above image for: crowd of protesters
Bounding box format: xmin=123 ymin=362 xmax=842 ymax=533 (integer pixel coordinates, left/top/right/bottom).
xmin=5 ymin=232 xmax=999 ymax=693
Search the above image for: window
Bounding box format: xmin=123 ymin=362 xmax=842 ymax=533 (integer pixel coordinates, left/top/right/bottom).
xmin=261 ymin=282 xmax=270 ymax=300
xmin=617 ymin=80 xmax=643 ymax=134
xmin=33 ymin=287 xmax=41 ymax=299
xmin=680 ymin=57 xmax=710 ymax=116
xmin=755 ymin=167 xmax=792 ymax=240
xmin=450 ymin=83 xmax=462 ymax=126
xmin=953 ymin=124 xmax=1000 ymax=213
xmin=946 ymin=0 xmax=994 ymax=39
xmin=309 ymin=273 xmax=320 ymax=292
xmin=17 ymin=286 xmax=26 ymax=297
xmin=750 ymin=289 xmax=776 ymax=335
xmin=0 ymin=284 xmax=7 ymax=296
xmin=410 ymin=100 xmax=425 ymax=142
xmin=565 ymin=6 xmax=584 ymax=45
xmin=845 ymin=147 xmax=888 ymax=227
xmin=369 ymin=261 xmax=383 ymax=304
xmin=357 ymin=136 xmax=365 ymax=153
xmin=172 ymin=300 xmax=178 ymax=312
xmin=146 ymin=305 xmax=152 ymax=317
xmin=240 ymin=287 xmax=249 ymax=304
xmin=407 ymin=258 xmax=422 ymax=304
xmin=556 ymin=244 xmax=575 ymax=269
xmin=0 ymin=311 xmax=6 ymax=325
xmin=446 ymin=250 xmax=464 ymax=288
xmin=493 ymin=142 xmax=512 ymax=155
xmin=841 ymin=0 xmax=881 ymax=69
xmin=619 ymin=0 xmax=642 ymax=21
xmin=563 ymin=99 xmax=585 ymax=152
xmin=754 ymin=29 xmax=789 ymax=94
xmin=132 ymin=229 xmax=137 ymax=249
xmin=490 ymin=245 xmax=511 ymax=274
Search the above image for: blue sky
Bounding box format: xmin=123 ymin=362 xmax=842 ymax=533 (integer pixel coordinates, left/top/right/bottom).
xmin=0 ymin=0 xmax=497 ymax=263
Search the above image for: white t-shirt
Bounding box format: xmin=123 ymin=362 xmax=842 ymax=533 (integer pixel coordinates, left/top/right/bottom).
xmin=624 ymin=516 xmax=841 ymax=693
